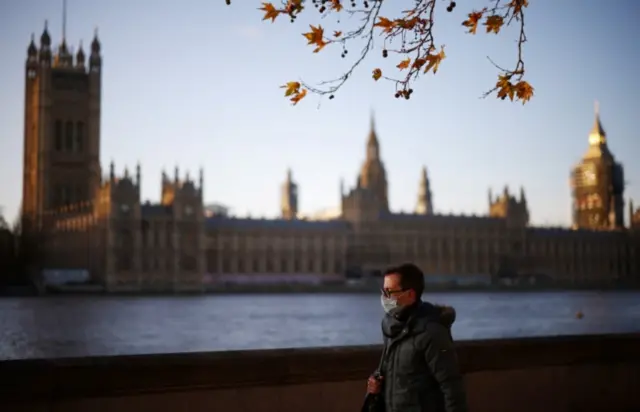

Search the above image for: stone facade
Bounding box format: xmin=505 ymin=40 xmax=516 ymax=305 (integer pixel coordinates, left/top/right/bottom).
xmin=20 ymin=26 xmax=640 ymax=292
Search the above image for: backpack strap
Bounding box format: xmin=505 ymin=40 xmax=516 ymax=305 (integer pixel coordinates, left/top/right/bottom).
xmin=374 ymin=337 xmax=389 ymax=376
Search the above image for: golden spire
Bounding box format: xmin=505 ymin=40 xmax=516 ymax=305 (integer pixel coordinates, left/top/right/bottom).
xmin=588 ymin=100 xmax=606 ymax=146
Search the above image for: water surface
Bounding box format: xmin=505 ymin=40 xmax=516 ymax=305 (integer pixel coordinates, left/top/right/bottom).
xmin=1 ymin=291 xmax=638 ymax=360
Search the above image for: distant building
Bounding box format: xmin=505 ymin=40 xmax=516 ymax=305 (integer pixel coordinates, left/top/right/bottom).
xmin=570 ymin=102 xmax=625 ymax=230
xmin=204 ymin=204 xmax=231 ymax=218
xmin=19 ymin=25 xmax=640 ymax=292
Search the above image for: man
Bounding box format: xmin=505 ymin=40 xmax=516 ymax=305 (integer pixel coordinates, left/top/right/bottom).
xmin=364 ymin=263 xmax=468 ymax=412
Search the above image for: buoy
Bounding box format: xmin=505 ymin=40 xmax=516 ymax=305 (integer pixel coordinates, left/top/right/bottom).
xmin=575 ymin=311 xmax=584 ymax=319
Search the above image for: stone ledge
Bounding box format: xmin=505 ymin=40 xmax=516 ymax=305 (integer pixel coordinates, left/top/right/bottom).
xmin=1 ymin=333 xmax=639 ymax=402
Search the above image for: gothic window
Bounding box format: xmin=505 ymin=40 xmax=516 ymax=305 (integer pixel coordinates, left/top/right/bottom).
xmin=76 ymin=122 xmax=84 ymax=152
xmin=65 ymin=121 xmax=73 ymax=151
xmin=60 ymin=185 xmax=70 ymax=205
xmin=54 ymin=120 xmax=63 ymax=151
xmin=74 ymin=185 xmax=84 ymax=203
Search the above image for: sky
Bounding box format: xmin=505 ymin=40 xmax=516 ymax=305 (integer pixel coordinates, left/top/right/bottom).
xmin=1 ymin=0 xmax=639 ymax=226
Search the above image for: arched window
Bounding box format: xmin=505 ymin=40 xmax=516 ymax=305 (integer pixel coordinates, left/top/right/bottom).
xmin=76 ymin=122 xmax=84 ymax=152
xmin=54 ymin=120 xmax=63 ymax=151
xmin=65 ymin=121 xmax=73 ymax=151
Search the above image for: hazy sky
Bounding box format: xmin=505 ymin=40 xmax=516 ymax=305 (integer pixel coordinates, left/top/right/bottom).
xmin=1 ymin=0 xmax=639 ymax=225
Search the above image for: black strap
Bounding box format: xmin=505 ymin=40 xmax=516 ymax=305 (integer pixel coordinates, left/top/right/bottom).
xmin=374 ymin=339 xmax=389 ymax=376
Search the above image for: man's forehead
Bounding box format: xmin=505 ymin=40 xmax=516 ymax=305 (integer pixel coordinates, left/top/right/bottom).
xmin=383 ymin=273 xmax=401 ymax=288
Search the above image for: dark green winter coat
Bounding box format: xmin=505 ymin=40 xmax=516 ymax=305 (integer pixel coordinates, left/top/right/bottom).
xmin=367 ymin=302 xmax=468 ymax=412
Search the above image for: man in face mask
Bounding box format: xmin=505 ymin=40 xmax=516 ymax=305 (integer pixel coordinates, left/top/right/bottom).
xmin=364 ymin=263 xmax=468 ymax=412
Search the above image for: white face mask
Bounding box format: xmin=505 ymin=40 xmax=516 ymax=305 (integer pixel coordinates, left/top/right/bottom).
xmin=380 ymin=294 xmax=398 ymax=314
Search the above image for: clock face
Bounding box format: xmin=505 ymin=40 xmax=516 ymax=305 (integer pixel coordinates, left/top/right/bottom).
xmin=581 ymin=165 xmax=597 ymax=186
xmin=584 ymin=170 xmax=596 ymax=185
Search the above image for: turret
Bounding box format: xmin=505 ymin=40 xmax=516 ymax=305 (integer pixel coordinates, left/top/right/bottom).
xmin=89 ymin=29 xmax=101 ymax=73
xmin=135 ymin=162 xmax=141 ymax=187
xmin=281 ymin=168 xmax=298 ymax=220
xmin=519 ymin=186 xmax=526 ymax=204
xmin=416 ymin=166 xmax=433 ymax=215
xmin=199 ymin=168 xmax=204 ymax=197
xmin=27 ymin=34 xmax=38 ymax=60
xmin=39 ymin=21 xmax=52 ymax=65
xmin=76 ymin=41 xmax=86 ymax=70
xmin=56 ymin=38 xmax=73 ymax=67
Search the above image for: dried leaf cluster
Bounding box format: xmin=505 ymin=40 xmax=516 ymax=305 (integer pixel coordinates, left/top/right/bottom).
xmin=226 ymin=0 xmax=533 ymax=105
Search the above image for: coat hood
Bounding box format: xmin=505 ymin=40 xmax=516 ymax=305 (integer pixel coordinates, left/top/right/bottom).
xmin=417 ymin=302 xmax=457 ymax=329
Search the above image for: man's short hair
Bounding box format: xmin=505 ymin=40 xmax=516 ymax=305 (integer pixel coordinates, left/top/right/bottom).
xmin=384 ymin=263 xmax=425 ymax=296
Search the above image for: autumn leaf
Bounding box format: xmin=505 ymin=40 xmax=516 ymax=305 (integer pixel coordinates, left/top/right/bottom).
xmin=290 ymin=88 xmax=307 ymax=105
xmin=496 ymin=75 xmax=515 ymax=101
xmin=281 ymin=81 xmax=301 ymax=97
xmin=373 ymin=17 xmax=395 ymax=33
xmin=424 ymin=46 xmax=446 ymax=74
xmin=333 ymin=30 xmax=342 ymax=38
xmin=462 ymin=10 xmax=484 ymax=34
xmin=259 ymin=2 xmax=280 ymax=22
xmin=303 ymin=24 xmax=328 ymax=52
xmin=412 ymin=58 xmax=426 ymax=70
xmin=514 ymin=80 xmax=534 ymax=104
xmin=510 ymin=0 xmax=529 ymax=14
xmin=397 ymin=58 xmax=411 ymax=70
xmin=285 ymin=0 xmax=304 ymax=14
xmin=372 ymin=68 xmax=382 ymax=81
xmin=484 ymin=15 xmax=504 ymax=34
xmin=330 ymin=0 xmax=343 ymax=12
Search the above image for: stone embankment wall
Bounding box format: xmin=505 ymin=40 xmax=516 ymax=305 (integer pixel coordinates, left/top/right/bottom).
xmin=2 ymin=334 xmax=639 ymax=412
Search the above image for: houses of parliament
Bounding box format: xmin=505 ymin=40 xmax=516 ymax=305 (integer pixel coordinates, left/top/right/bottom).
xmin=19 ymin=24 xmax=640 ymax=291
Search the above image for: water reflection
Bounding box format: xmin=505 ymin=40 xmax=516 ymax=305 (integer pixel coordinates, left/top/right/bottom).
xmin=1 ymin=291 xmax=639 ymax=360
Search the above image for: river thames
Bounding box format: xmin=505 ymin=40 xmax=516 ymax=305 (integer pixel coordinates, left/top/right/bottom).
xmin=1 ymin=290 xmax=639 ymax=360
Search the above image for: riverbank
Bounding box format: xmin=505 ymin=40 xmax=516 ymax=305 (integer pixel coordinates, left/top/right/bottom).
xmin=3 ymin=333 xmax=639 ymax=412
xmin=3 ymin=281 xmax=636 ymax=297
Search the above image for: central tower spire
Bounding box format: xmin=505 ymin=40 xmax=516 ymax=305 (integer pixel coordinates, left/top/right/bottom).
xmin=588 ymin=99 xmax=606 ymax=146
xmin=62 ymin=0 xmax=67 ymax=41
xmin=366 ymin=109 xmax=380 ymax=160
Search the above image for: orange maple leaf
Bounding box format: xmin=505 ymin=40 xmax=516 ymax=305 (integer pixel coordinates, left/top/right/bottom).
xmin=281 ymin=81 xmax=301 ymax=97
xmin=462 ymin=10 xmax=484 ymax=34
xmin=373 ymin=17 xmax=395 ymax=33
xmin=514 ymin=80 xmax=534 ymax=104
xmin=290 ymin=88 xmax=307 ymax=105
xmin=333 ymin=30 xmax=342 ymax=38
xmin=330 ymin=0 xmax=343 ymax=12
xmin=397 ymin=58 xmax=411 ymax=70
xmin=484 ymin=15 xmax=504 ymax=34
xmin=496 ymin=75 xmax=515 ymax=101
xmin=372 ymin=68 xmax=382 ymax=81
xmin=424 ymin=46 xmax=446 ymax=74
xmin=303 ymin=25 xmax=327 ymax=52
xmin=259 ymin=2 xmax=280 ymax=22
xmin=286 ymin=0 xmax=304 ymax=13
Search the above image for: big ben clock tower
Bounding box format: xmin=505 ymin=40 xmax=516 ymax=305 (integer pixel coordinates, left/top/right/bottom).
xmin=570 ymin=102 xmax=625 ymax=230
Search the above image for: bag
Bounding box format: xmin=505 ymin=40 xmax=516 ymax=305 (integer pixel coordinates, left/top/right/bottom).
xmin=360 ymin=341 xmax=388 ymax=412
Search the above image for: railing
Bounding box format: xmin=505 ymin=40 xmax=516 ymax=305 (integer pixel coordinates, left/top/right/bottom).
xmin=2 ymin=333 xmax=639 ymax=412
